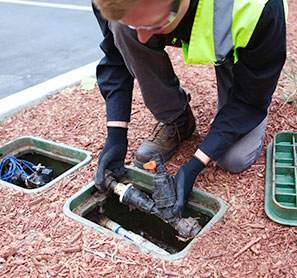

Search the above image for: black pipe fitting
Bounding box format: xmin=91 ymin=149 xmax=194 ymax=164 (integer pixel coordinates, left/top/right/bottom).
xmin=171 ymin=217 xmax=201 ymax=238
xmin=121 ymin=185 xmax=156 ymax=214
xmin=99 ymin=169 xmax=201 ymax=239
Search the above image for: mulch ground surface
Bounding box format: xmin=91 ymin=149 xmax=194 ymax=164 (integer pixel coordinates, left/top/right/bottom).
xmin=1 ymin=1 xmax=297 ymax=277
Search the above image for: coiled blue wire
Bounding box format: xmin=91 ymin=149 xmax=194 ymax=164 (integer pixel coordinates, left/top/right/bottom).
xmin=0 ymin=155 xmax=35 ymax=183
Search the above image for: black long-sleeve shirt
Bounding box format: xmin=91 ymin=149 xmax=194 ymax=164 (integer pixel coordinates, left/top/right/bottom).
xmin=93 ymin=5 xmax=134 ymax=122
xmin=92 ymin=0 xmax=286 ymax=161
xmin=200 ymin=0 xmax=286 ymax=159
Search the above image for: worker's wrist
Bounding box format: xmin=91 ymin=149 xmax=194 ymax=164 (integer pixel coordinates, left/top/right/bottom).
xmin=194 ymin=149 xmax=211 ymax=166
xmin=107 ymin=127 xmax=128 ymax=145
xmin=185 ymin=156 xmax=205 ymax=177
xmin=107 ymin=121 xmax=128 ymax=128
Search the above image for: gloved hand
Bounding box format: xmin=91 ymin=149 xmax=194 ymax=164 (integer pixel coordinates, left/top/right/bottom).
xmin=172 ymin=156 xmax=205 ymax=217
xmin=94 ymin=127 xmax=128 ymax=190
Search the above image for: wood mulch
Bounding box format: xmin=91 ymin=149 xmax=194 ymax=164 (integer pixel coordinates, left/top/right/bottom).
xmin=0 ymin=1 xmax=296 ymax=277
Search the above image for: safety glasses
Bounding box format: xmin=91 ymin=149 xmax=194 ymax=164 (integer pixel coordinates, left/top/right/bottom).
xmin=127 ymin=0 xmax=181 ymax=31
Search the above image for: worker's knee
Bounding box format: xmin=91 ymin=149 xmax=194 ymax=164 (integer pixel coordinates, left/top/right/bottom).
xmin=217 ymin=153 xmax=252 ymax=173
xmin=217 ymin=116 xmax=267 ymax=173
xmin=217 ymin=141 xmax=263 ymax=174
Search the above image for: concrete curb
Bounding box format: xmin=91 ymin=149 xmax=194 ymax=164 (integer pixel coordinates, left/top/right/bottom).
xmin=0 ymin=61 xmax=98 ymax=123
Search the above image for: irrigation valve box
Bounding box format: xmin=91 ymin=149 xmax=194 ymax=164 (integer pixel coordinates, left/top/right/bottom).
xmin=0 ymin=156 xmax=54 ymax=189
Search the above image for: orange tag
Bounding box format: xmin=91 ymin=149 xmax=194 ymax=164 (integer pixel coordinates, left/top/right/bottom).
xmin=143 ymin=160 xmax=157 ymax=170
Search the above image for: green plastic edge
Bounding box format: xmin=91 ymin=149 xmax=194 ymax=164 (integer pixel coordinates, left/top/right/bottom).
xmin=265 ymin=140 xmax=297 ymax=226
xmin=0 ymin=136 xmax=92 ymax=194
xmin=63 ymin=165 xmax=227 ymax=261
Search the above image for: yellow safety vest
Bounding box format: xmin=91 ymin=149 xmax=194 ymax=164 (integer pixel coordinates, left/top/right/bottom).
xmin=182 ymin=0 xmax=288 ymax=65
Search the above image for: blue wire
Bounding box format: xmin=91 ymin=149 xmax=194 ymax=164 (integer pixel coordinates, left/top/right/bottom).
xmin=0 ymin=155 xmax=36 ymax=183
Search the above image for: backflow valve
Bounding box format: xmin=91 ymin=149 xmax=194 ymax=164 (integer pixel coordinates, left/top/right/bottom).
xmin=96 ymin=155 xmax=201 ymax=240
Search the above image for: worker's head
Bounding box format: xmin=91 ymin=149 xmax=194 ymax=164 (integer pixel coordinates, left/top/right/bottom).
xmin=93 ymin=0 xmax=190 ymax=43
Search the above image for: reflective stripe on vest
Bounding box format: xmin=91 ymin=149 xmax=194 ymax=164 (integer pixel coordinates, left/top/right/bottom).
xmin=182 ymin=0 xmax=271 ymax=65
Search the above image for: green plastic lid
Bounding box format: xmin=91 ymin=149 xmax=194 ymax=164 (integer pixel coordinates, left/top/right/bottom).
xmin=265 ymin=132 xmax=297 ymax=225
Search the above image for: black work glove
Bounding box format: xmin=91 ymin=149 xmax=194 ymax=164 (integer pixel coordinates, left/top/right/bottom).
xmin=172 ymin=156 xmax=205 ymax=217
xmin=95 ymin=127 xmax=128 ymax=190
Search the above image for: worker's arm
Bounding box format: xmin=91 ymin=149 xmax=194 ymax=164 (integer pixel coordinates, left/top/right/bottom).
xmin=92 ymin=5 xmax=133 ymax=187
xmin=199 ymin=0 xmax=286 ymax=161
xmin=93 ymin=4 xmax=134 ymax=123
xmin=173 ymin=0 xmax=286 ymax=216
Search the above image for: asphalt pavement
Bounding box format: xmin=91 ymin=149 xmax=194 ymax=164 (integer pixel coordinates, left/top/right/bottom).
xmin=0 ymin=0 xmax=104 ymax=100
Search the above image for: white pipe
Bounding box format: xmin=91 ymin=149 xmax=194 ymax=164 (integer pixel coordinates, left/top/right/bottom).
xmin=99 ymin=217 xmax=169 ymax=255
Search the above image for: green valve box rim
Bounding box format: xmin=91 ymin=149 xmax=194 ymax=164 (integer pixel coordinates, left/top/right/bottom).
xmin=265 ymin=132 xmax=297 ymax=225
xmin=0 ymin=136 xmax=92 ymax=193
xmin=63 ymin=165 xmax=227 ymax=261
